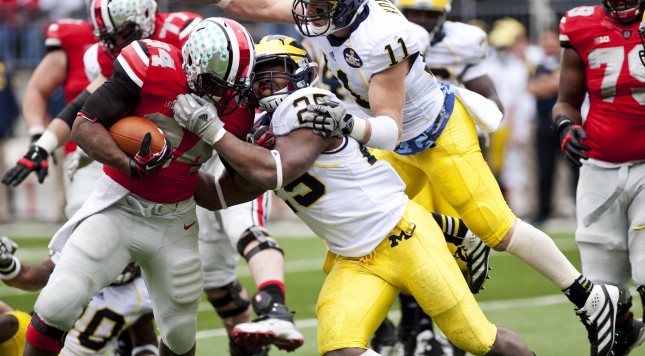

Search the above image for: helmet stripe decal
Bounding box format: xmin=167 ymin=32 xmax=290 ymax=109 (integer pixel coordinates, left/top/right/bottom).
xmin=211 ymin=20 xmax=235 ymax=84
xmin=227 ymin=21 xmax=253 ymax=79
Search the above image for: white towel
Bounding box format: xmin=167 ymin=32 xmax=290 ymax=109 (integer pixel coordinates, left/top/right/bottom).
xmin=454 ymin=86 xmax=503 ymax=133
xmin=49 ymin=175 xmax=129 ymax=252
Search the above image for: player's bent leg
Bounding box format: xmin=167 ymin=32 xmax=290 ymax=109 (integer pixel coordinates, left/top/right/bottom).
xmin=232 ymin=227 xmax=303 ymax=351
xmin=136 ymin=202 xmax=202 ymax=355
xmin=316 ymin=251 xmax=400 ymax=356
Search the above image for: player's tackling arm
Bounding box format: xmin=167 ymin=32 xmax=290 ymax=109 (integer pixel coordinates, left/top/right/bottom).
xmin=213 ymin=0 xmax=293 ymax=23
xmin=2 ymin=259 xmax=55 ymax=292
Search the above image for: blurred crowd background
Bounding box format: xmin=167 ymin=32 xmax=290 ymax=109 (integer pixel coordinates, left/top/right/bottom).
xmin=0 ymin=0 xmax=595 ymax=227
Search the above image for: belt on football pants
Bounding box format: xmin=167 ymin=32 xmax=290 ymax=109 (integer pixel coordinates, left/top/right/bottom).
xmin=582 ymin=164 xmax=628 ymax=227
xmin=124 ymin=194 xmax=180 ymax=217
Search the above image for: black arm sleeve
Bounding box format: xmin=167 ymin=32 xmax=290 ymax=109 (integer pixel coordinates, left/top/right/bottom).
xmin=78 ymin=69 xmax=141 ymax=128
xmin=57 ymin=89 xmax=91 ymax=129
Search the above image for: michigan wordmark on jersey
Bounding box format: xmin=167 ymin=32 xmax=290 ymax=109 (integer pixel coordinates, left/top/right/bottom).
xmin=270 ymin=86 xmax=408 ymax=257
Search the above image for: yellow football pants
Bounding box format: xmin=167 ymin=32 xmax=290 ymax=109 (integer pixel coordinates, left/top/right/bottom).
xmin=0 ymin=310 xmax=31 ymax=356
xmin=372 ymin=98 xmax=516 ymax=247
xmin=316 ymin=200 xmax=497 ymax=355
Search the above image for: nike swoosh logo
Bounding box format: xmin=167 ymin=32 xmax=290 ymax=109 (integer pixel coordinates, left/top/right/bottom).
xmin=183 ymin=221 xmax=197 ymax=230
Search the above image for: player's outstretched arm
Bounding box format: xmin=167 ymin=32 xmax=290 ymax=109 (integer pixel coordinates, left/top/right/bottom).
xmin=22 ymin=50 xmax=68 ymax=141
xmin=2 ymin=75 xmax=107 ymax=187
xmin=0 ymin=236 xmax=54 ymax=291
xmin=214 ymin=0 xmax=293 ymax=24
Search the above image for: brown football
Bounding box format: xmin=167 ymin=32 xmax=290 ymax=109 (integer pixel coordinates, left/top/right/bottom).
xmin=108 ymin=116 xmax=165 ymax=157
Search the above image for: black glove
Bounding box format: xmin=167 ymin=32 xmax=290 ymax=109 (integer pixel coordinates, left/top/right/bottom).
xmin=2 ymin=145 xmax=49 ymax=187
xmin=553 ymin=115 xmax=590 ymax=167
xmin=246 ymin=125 xmax=275 ymax=149
xmin=129 ymin=132 xmax=173 ymax=178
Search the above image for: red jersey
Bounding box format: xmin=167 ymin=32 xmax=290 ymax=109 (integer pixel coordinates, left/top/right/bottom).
xmin=45 ymin=19 xmax=96 ymax=102
xmin=104 ymin=39 xmax=212 ymax=203
xmin=561 ymin=5 xmax=645 ymax=163
xmin=97 ymin=11 xmax=202 ymax=79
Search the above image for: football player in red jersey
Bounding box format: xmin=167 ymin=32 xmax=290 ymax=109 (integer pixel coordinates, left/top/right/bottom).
xmin=12 ymin=18 xmax=103 ymax=219
xmin=21 ymin=17 xmax=255 ymax=356
xmin=553 ymin=1 xmax=645 ymax=355
xmin=2 ymin=0 xmax=202 ymax=188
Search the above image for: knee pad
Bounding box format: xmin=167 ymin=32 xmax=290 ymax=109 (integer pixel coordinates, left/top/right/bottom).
xmin=25 ymin=313 xmax=67 ymax=353
xmin=34 ymin=266 xmax=95 ymax=330
xmin=208 ymin=280 xmax=250 ymax=318
xmin=236 ymin=226 xmax=283 ymax=262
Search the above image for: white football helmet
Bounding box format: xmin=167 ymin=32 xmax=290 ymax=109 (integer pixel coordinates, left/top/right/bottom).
xmin=182 ymin=17 xmax=256 ymax=116
xmin=87 ymin=0 xmax=158 ymax=58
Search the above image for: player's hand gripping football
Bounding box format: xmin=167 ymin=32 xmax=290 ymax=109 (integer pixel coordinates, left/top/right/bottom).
xmin=0 ymin=236 xmax=18 ymax=274
xmin=246 ymin=124 xmax=275 ymax=149
xmin=2 ymin=145 xmax=49 ymax=187
xmin=301 ymin=95 xmax=355 ymax=138
xmin=173 ymin=93 xmax=226 ymax=145
xmin=553 ymin=115 xmax=590 ymax=167
xmin=129 ymin=132 xmax=173 ymax=179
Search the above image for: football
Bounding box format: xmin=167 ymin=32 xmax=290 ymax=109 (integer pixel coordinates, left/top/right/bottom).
xmin=108 ymin=116 xmax=165 ymax=157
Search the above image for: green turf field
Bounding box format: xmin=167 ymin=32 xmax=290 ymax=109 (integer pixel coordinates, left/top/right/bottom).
xmin=2 ymin=229 xmax=642 ymax=355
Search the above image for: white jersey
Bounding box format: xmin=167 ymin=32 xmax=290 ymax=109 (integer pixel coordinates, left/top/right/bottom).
xmin=416 ymin=21 xmax=490 ymax=85
xmin=50 ymin=254 xmax=154 ymax=355
xmin=307 ymin=40 xmax=364 ymax=117
xmin=306 ymin=0 xmax=444 ymax=142
xmin=271 ymin=87 xmax=408 ymax=257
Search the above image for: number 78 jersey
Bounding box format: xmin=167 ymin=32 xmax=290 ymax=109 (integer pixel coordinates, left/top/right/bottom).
xmin=560 ymin=5 xmax=645 ymax=163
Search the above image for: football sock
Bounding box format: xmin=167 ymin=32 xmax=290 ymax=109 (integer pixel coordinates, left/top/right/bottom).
xmin=506 ymin=219 xmax=581 ymax=290
xmin=430 ymin=212 xmax=469 ymax=245
xmin=563 ymin=275 xmax=594 ymax=309
xmin=258 ymin=280 xmax=285 ymax=305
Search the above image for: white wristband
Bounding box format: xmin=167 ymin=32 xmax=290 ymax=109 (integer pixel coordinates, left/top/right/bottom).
xmin=270 ymin=150 xmax=283 ymax=191
xmin=365 ymin=116 xmax=399 ymax=151
xmin=214 ymin=176 xmax=227 ymax=209
xmin=34 ymin=130 xmax=59 ymax=154
xmin=0 ymin=257 xmax=21 ymax=281
xmin=349 ymin=116 xmax=368 ymax=141
xmin=28 ymin=124 xmax=45 ymax=137
xmin=132 ymin=344 xmax=159 ymax=356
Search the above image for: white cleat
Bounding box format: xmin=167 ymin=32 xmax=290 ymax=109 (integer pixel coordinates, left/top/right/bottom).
xmin=576 ymin=284 xmax=619 ymax=356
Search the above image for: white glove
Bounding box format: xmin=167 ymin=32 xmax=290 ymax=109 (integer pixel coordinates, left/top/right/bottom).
xmin=301 ymin=95 xmax=356 ymax=138
xmin=67 ymin=148 xmax=94 ymax=181
xmin=173 ymin=93 xmax=227 ymax=145
xmin=0 ymin=236 xmax=18 ymax=271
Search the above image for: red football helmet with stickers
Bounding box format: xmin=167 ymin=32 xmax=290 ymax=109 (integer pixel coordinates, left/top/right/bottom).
xmin=87 ymin=0 xmax=158 ymax=59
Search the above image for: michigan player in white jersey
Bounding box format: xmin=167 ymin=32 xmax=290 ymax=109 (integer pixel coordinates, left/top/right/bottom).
xmin=174 ymin=33 xmax=535 ymax=356
xmin=374 ymin=1 xmax=504 ymax=354
xmin=0 ymin=237 xmax=157 ymax=356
